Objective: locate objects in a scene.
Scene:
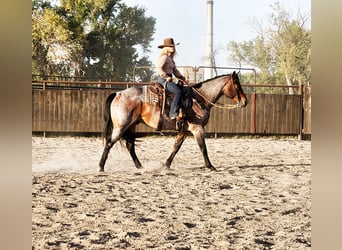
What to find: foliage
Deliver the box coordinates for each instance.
[228,2,311,94]
[32,0,156,81]
[32,2,75,76]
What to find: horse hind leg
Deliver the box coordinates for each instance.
[99,128,121,172]
[124,129,142,169]
[99,141,114,172]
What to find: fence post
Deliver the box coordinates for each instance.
[298,84,304,140]
[250,93,256,134]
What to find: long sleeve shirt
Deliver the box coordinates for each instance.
[156,54,185,80]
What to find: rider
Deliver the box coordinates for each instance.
[156,38,188,120]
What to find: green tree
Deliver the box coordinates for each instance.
[32,0,156,81]
[270,3,311,93]
[229,36,280,85]
[81,2,155,80]
[32,1,77,77]
[228,2,311,94]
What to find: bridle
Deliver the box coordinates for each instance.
[191,75,242,110]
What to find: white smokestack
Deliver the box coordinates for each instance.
[205,0,214,79]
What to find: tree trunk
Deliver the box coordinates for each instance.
[285,68,295,95]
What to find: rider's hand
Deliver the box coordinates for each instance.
[166,76,172,82]
[182,77,189,85]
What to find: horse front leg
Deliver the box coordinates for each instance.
[124,126,143,169]
[192,128,216,171]
[164,132,188,168]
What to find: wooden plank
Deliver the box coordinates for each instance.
[32,90,305,135]
[254,94,302,134]
[303,86,311,134]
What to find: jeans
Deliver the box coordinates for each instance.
[158,76,182,117]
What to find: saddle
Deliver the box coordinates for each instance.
[142,82,193,131]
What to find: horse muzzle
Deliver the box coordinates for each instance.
[238,99,248,108]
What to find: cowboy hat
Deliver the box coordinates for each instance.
[158,38,180,48]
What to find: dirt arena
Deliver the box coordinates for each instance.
[32,136,311,249]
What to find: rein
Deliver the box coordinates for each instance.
[191,86,239,110]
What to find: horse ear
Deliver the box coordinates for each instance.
[232,71,236,76]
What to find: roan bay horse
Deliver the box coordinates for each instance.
[99,71,248,172]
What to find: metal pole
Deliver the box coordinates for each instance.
[205,0,214,79]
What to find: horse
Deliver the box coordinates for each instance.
[99,71,248,172]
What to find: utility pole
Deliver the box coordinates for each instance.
[205,0,214,79]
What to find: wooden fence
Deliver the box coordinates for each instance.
[303,85,311,135]
[32,81,311,137]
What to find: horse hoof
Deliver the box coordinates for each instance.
[208,166,217,171]
[163,162,171,168]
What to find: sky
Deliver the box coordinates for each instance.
[123,0,311,68]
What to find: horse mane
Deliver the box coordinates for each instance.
[192,74,231,89]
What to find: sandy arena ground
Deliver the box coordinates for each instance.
[32,136,311,249]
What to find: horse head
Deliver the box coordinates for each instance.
[223,71,248,107]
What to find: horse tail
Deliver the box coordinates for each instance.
[102,92,116,141]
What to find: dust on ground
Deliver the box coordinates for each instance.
[32,136,311,249]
